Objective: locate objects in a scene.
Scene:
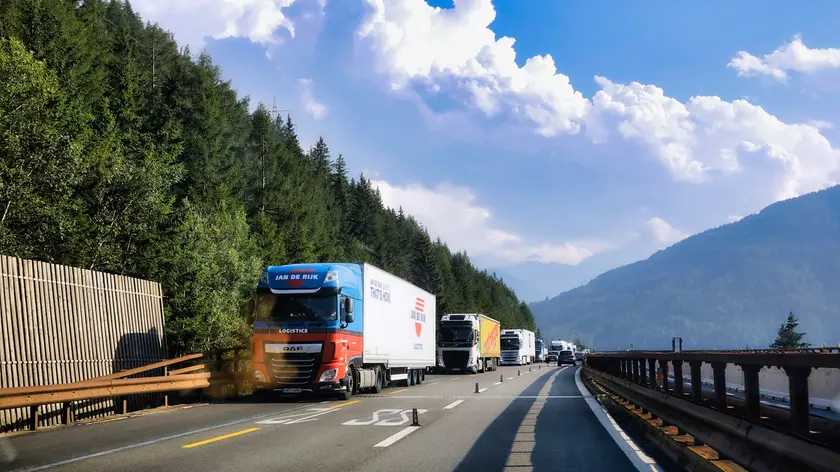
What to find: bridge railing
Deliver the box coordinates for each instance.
[584,349,840,472]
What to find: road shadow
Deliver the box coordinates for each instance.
[453,367,644,472]
[452,368,556,472]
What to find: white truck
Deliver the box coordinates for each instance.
[252,262,436,400]
[437,314,501,374]
[500,329,535,365]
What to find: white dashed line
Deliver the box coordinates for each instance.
[443,400,464,410]
[508,377,514,380]
[374,426,420,447]
[478,388,488,393]
[493,381,503,385]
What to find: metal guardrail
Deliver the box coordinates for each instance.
[584,349,840,472]
[0,347,250,431]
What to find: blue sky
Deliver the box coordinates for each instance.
[134,0,840,301]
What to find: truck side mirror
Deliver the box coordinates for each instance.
[344,297,354,314]
[344,313,355,324]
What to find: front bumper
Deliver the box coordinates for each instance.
[254,377,349,395]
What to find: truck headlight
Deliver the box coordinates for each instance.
[254,369,267,383]
[324,270,339,283]
[319,368,338,382]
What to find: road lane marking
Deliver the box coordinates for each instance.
[181,428,260,449]
[443,400,464,409]
[425,381,439,386]
[508,377,514,380]
[478,388,488,393]
[7,404,318,472]
[574,367,662,472]
[374,426,421,447]
[330,400,361,409]
[493,381,503,385]
[389,388,409,394]
[450,377,460,380]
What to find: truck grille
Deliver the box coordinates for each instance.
[501,352,519,362]
[265,352,321,385]
[442,350,469,368]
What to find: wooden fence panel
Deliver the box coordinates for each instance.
[0,255,166,432]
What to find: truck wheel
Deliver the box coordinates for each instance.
[371,368,383,394]
[416,369,423,384]
[477,359,484,373]
[339,368,355,401]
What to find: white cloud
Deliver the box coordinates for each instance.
[356,0,590,137]
[132,0,318,54]
[371,179,617,265]
[646,217,688,246]
[299,78,329,119]
[355,1,840,203]
[729,35,840,82]
[590,78,840,200]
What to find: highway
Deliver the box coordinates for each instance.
[2,365,666,472]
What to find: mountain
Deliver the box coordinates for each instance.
[530,186,840,350]
[487,258,637,304]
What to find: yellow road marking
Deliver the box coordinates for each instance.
[389,388,409,394]
[330,399,361,409]
[181,428,260,449]
[450,377,460,381]
[425,381,439,386]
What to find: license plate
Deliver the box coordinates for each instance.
[452,368,460,371]
[282,388,302,394]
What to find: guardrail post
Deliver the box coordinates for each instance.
[784,366,812,436]
[633,360,641,383]
[647,359,656,388]
[673,361,684,397]
[689,361,702,402]
[62,402,73,425]
[163,366,169,407]
[741,364,761,421]
[30,406,39,431]
[711,362,727,411]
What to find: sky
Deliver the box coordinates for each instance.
[131,0,840,302]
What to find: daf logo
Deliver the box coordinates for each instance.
[283,346,304,352]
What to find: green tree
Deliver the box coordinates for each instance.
[769,312,810,349]
[573,337,588,350]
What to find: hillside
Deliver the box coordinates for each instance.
[530,186,840,350]
[0,0,534,354]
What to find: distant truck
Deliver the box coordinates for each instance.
[251,263,436,400]
[547,340,563,363]
[535,338,547,362]
[500,329,535,365]
[437,314,501,373]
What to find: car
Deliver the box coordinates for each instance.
[557,350,576,365]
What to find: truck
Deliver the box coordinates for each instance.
[437,314,501,374]
[500,329,535,365]
[251,263,436,400]
[534,338,547,362]
[547,340,564,363]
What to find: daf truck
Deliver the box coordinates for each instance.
[500,329,535,365]
[437,314,500,373]
[251,263,436,400]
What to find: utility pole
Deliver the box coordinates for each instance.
[104,17,158,90]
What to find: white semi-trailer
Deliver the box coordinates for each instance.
[499,329,535,365]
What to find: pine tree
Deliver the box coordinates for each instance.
[769,312,810,349]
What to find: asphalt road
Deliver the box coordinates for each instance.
[1,365,666,472]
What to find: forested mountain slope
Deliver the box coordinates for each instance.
[531,186,840,350]
[0,0,535,354]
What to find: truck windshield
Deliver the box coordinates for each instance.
[440,327,474,342]
[254,290,337,323]
[501,337,520,349]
